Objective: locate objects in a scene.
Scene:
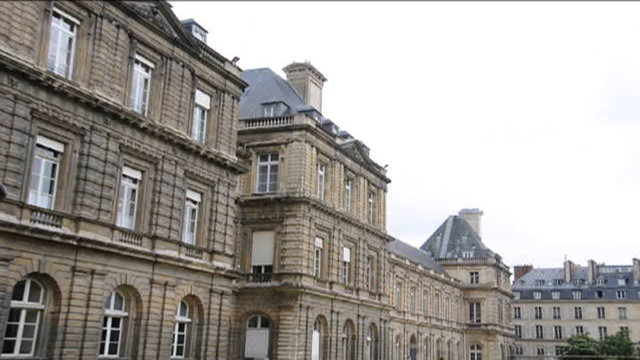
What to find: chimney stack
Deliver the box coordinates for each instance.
[283,62,327,112]
[564,259,575,283]
[459,208,483,236]
[587,259,597,283]
[513,265,533,281]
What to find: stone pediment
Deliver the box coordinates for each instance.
[123,1,196,47]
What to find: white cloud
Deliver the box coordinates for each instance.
[171,1,640,268]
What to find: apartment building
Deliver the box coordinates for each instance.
[511,259,640,357]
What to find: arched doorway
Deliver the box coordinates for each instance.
[311,317,327,360]
[409,335,417,360]
[244,314,270,360]
[342,320,355,360]
[366,323,379,360]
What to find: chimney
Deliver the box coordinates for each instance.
[283,62,327,112]
[513,265,533,281]
[633,258,640,285]
[459,208,483,236]
[587,259,597,283]
[564,259,575,283]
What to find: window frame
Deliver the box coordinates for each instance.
[27,136,65,210]
[130,54,154,116]
[100,291,128,358]
[47,7,79,79]
[171,300,192,358]
[2,279,45,357]
[116,166,142,230]
[191,89,211,143]
[317,162,326,201]
[255,153,279,194]
[182,190,201,245]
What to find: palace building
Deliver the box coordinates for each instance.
[0,1,514,359]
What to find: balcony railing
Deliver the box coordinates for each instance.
[30,209,63,228]
[247,272,273,283]
[241,116,294,129]
[181,243,204,260]
[117,228,143,246]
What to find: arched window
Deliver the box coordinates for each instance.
[423,337,430,360]
[436,339,443,360]
[2,279,44,356]
[394,335,402,360]
[244,315,270,360]
[311,317,326,360]
[447,340,452,360]
[470,344,482,360]
[409,335,417,360]
[100,291,128,357]
[342,321,355,360]
[367,324,379,360]
[171,300,191,358]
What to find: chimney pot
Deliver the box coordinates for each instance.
[513,265,533,281]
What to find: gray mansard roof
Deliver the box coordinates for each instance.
[239,68,318,119]
[513,265,640,301]
[420,215,497,260]
[386,240,444,273]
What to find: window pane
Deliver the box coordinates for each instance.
[248,316,258,328]
[21,324,36,339]
[18,339,33,354]
[2,339,16,354]
[27,281,42,303]
[113,293,124,311]
[8,308,21,322]
[108,342,119,355]
[11,281,26,301]
[24,310,38,324]
[4,324,19,338]
[111,317,121,329]
[109,329,120,342]
[260,316,270,328]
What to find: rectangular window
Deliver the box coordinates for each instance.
[513,292,520,300]
[47,8,78,79]
[533,291,542,299]
[535,279,545,286]
[250,231,274,281]
[536,347,545,356]
[598,326,607,340]
[513,307,521,319]
[409,287,416,313]
[469,272,479,284]
[367,190,375,224]
[515,325,522,338]
[317,163,326,200]
[423,290,429,315]
[575,326,584,336]
[365,255,374,290]
[469,302,481,323]
[617,278,626,286]
[256,153,279,193]
[343,178,352,211]
[596,290,604,298]
[554,326,563,339]
[617,290,626,299]
[130,55,153,115]
[394,282,402,309]
[182,190,200,245]
[534,307,542,320]
[618,307,627,320]
[313,237,323,278]
[572,291,582,299]
[340,247,351,284]
[535,325,544,339]
[116,167,141,230]
[574,306,583,319]
[553,306,561,320]
[597,307,605,319]
[28,136,64,209]
[191,90,210,143]
[551,291,560,299]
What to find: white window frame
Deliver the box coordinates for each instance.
[597,306,605,319]
[575,326,584,335]
[100,291,127,357]
[2,279,45,357]
[365,255,374,291]
[182,190,201,245]
[171,301,191,358]
[313,237,323,278]
[469,344,482,360]
[551,291,560,299]
[469,302,481,323]
[618,307,627,320]
[344,178,352,211]
[340,247,351,284]
[513,306,521,319]
[367,190,375,224]
[534,306,542,319]
[130,55,153,115]
[535,325,544,339]
[28,136,64,209]
[469,272,479,284]
[514,325,522,338]
[191,90,210,143]
[572,291,581,299]
[116,167,141,230]
[554,326,563,339]
[574,306,583,319]
[317,163,326,200]
[617,290,626,299]
[598,326,607,340]
[533,291,542,300]
[47,8,78,79]
[256,153,279,193]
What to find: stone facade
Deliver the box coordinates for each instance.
[0,1,245,359]
[512,259,640,357]
[0,1,514,359]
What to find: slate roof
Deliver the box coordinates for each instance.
[512,265,640,300]
[386,240,444,273]
[420,215,497,260]
[239,68,318,119]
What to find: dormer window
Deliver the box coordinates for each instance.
[261,102,289,117]
[182,19,208,43]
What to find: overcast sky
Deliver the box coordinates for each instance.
[171,1,640,269]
